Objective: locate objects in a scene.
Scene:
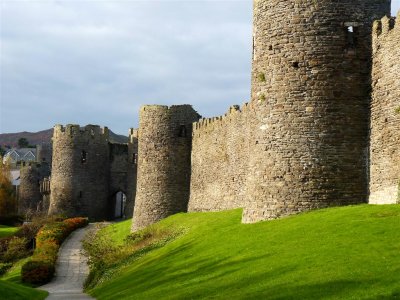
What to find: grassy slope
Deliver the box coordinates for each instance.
[0,225,18,238]
[0,257,48,299]
[89,205,400,300]
[0,281,48,300]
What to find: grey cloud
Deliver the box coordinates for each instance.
[1,1,399,134]
[1,0,252,134]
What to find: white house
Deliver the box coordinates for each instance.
[3,148,37,165]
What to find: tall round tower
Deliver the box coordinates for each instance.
[48,124,110,220]
[242,0,391,223]
[132,105,200,231]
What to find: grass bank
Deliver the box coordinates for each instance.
[0,258,48,300]
[0,225,47,300]
[0,280,47,300]
[88,205,400,300]
[0,225,18,238]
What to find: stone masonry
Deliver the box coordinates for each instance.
[189,105,251,212]
[17,1,398,229]
[243,0,391,223]
[369,14,400,204]
[18,163,50,215]
[132,0,397,230]
[132,105,200,231]
[189,0,391,222]
[48,125,137,221]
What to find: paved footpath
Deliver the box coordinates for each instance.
[40,224,96,300]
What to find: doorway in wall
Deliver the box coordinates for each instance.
[112,191,126,219]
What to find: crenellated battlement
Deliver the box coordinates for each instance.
[141,104,195,114]
[369,10,400,205]
[128,128,138,144]
[193,102,251,133]
[53,124,109,140]
[373,14,398,48]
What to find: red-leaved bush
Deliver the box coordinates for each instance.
[22,217,88,285]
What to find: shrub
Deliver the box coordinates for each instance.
[2,237,29,262]
[0,237,12,258]
[0,158,17,217]
[21,260,55,285]
[83,224,181,289]
[63,217,89,232]
[0,262,12,276]
[32,240,59,264]
[21,217,88,285]
[15,222,43,250]
[36,222,69,248]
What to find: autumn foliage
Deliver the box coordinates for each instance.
[22,217,88,285]
[0,157,16,217]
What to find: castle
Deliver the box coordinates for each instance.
[17,0,399,231]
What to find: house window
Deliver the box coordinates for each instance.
[81,150,87,164]
[79,191,83,198]
[133,153,138,165]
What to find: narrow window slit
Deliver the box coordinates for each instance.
[179,125,187,137]
[81,150,87,164]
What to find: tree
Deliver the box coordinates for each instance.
[18,138,29,148]
[0,157,17,217]
[0,146,5,157]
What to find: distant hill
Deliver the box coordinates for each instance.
[0,128,128,148]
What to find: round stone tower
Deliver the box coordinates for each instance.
[19,163,50,214]
[132,105,201,231]
[48,124,110,220]
[242,0,391,223]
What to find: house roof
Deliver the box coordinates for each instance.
[3,148,37,163]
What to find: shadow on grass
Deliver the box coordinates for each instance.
[91,238,384,300]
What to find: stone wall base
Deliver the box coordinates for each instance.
[369,185,399,204]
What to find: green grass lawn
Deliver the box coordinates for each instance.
[0,280,48,300]
[0,257,48,299]
[88,205,400,300]
[0,225,18,238]
[1,257,29,283]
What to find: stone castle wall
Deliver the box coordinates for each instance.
[132,105,200,231]
[188,104,251,212]
[39,177,51,212]
[369,14,400,204]
[21,1,397,229]
[18,163,50,214]
[36,143,52,165]
[242,0,390,223]
[125,128,138,218]
[48,125,110,220]
[48,124,138,220]
[188,0,391,223]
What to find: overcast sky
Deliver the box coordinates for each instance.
[1,1,399,135]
